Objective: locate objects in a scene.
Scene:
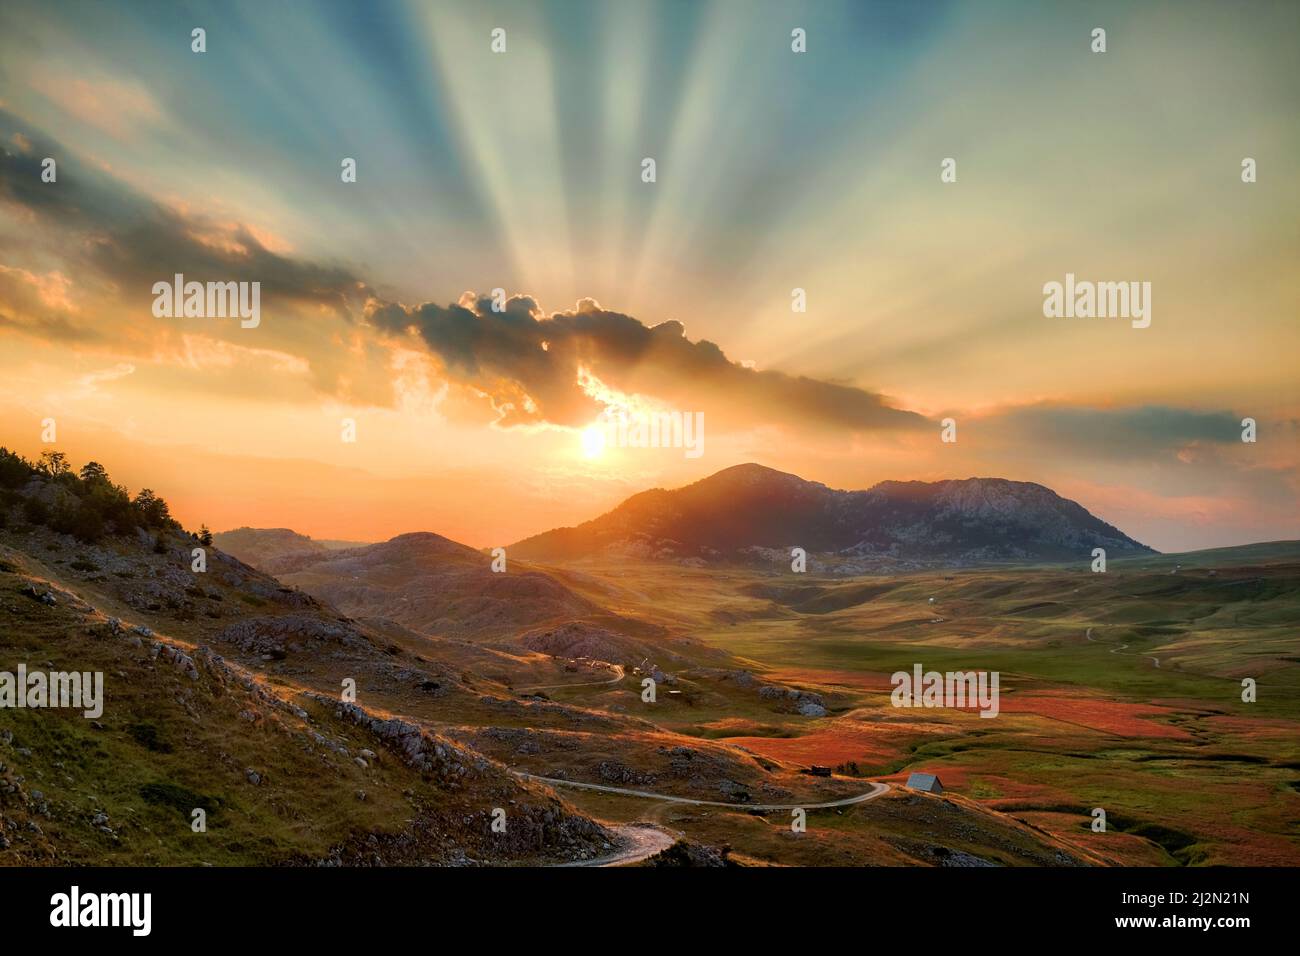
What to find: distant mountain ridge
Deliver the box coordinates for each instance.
[262,532,608,639]
[213,527,369,570]
[509,463,1155,567]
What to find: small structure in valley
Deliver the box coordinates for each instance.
[905,772,943,794]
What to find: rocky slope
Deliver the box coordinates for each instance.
[0,465,616,865]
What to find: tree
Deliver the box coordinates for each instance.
[198,525,213,547]
[82,478,136,535]
[133,488,173,528]
[0,447,35,488]
[79,461,109,485]
[38,450,70,479]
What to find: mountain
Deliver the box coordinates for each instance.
[266,532,610,639]
[213,527,368,571]
[509,463,1155,567]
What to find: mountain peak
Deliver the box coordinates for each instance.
[511,465,1153,567]
[700,462,802,481]
[688,461,826,492]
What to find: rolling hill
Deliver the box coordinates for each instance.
[261,532,615,640]
[213,527,369,570]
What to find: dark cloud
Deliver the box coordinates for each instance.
[963,403,1298,518]
[0,109,926,434]
[997,404,1248,457]
[0,109,366,322]
[367,293,930,432]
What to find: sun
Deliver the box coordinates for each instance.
[580,425,607,459]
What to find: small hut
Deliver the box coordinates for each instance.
[905,772,944,794]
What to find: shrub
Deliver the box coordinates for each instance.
[127,723,173,753]
[1,451,177,539]
[84,480,137,535]
[0,447,35,489]
[138,782,219,821]
[22,497,49,526]
[52,502,106,543]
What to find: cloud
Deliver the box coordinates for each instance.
[26,65,163,140]
[0,109,407,404]
[5,109,1277,467]
[70,362,135,399]
[0,109,366,324]
[957,403,1299,535]
[0,263,99,342]
[995,404,1248,458]
[366,291,930,433]
[1,113,926,432]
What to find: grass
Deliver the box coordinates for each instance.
[0,548,607,866]
[6,517,1297,866]
[547,552,1300,864]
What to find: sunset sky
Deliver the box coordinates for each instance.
[0,0,1296,552]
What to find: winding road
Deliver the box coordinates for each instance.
[511,657,890,864]
[559,824,678,867]
[518,772,891,811]
[1085,626,1160,668]
[515,663,626,693]
[522,774,891,866]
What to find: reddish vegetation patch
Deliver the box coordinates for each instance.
[1211,828,1300,866]
[997,691,1191,739]
[723,720,915,766]
[1017,813,1168,866]
[883,764,1058,802]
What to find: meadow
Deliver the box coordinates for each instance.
[535,544,1300,864]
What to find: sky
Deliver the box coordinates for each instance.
[0,0,1296,552]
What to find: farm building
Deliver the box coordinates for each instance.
[905,772,944,793]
